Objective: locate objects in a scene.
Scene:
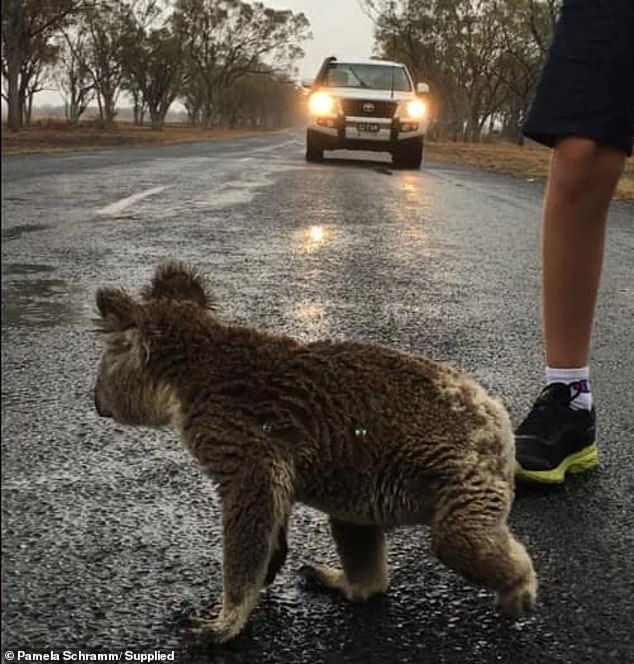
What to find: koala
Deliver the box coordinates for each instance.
[94,262,537,643]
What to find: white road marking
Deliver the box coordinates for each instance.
[193,162,300,210]
[90,138,301,217]
[96,185,167,215]
[247,138,302,154]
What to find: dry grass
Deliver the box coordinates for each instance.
[426,139,634,200]
[2,121,632,200]
[1,120,288,156]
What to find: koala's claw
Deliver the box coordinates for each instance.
[298,563,320,580]
[495,576,537,615]
[298,563,338,588]
[189,615,236,644]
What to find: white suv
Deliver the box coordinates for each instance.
[305,56,430,169]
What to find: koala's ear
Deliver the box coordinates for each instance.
[95,287,138,333]
[140,261,215,310]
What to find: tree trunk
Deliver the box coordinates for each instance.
[96,91,104,123]
[201,105,213,129]
[103,95,117,128]
[465,114,481,142]
[24,92,34,125]
[149,109,163,130]
[68,96,82,125]
[133,101,141,126]
[185,103,198,126]
[7,50,23,131]
[132,93,144,126]
[68,101,78,125]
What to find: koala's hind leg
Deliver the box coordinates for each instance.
[431,482,537,614]
[192,467,291,643]
[264,517,288,586]
[300,518,389,601]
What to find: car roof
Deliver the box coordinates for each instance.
[328,57,407,68]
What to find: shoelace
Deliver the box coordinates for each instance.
[568,382,584,402]
[516,385,579,437]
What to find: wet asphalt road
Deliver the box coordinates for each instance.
[2,131,633,664]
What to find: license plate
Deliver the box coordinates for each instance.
[357,123,380,134]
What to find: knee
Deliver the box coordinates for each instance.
[551,137,625,201]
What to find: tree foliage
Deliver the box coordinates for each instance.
[120,25,184,129]
[2,0,82,130]
[55,30,95,125]
[173,0,310,127]
[363,0,559,141]
[216,70,304,129]
[2,0,310,131]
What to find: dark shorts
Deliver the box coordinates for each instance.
[523,0,634,156]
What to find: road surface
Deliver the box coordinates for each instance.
[2,132,633,663]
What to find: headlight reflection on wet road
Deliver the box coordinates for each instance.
[309,225,325,243]
[297,224,330,254]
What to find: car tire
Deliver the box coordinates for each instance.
[393,137,424,169]
[306,129,324,162]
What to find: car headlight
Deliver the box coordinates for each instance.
[405,100,426,119]
[309,92,336,116]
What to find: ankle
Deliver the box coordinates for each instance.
[545,366,593,411]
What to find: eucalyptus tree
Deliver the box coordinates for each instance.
[2,0,81,130]
[363,0,560,141]
[55,30,95,125]
[21,40,59,125]
[120,24,184,129]
[215,69,303,128]
[173,0,310,127]
[492,0,560,140]
[119,0,168,124]
[76,0,133,127]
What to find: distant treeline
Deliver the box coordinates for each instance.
[4,0,561,141]
[2,0,311,131]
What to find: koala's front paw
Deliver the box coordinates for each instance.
[299,563,386,601]
[495,572,538,615]
[189,612,242,644]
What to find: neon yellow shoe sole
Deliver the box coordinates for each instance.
[515,442,599,484]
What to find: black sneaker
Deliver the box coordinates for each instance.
[515,383,598,484]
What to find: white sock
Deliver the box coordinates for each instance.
[545,366,593,411]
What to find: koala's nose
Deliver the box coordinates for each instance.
[94,391,113,418]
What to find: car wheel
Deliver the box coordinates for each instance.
[393,137,423,169]
[306,129,324,162]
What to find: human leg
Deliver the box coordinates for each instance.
[516,0,633,483]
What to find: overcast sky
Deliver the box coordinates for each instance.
[30,1,377,107]
[266,0,377,78]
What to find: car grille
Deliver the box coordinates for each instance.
[340,99,397,118]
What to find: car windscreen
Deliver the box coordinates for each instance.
[323,64,412,92]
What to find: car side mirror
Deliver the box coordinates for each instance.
[301,78,314,89]
[416,82,430,95]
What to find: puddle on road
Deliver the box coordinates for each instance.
[2,263,57,275]
[291,301,331,340]
[1,263,86,329]
[2,224,53,241]
[293,224,338,255]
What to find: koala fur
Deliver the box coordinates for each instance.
[93,262,537,643]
